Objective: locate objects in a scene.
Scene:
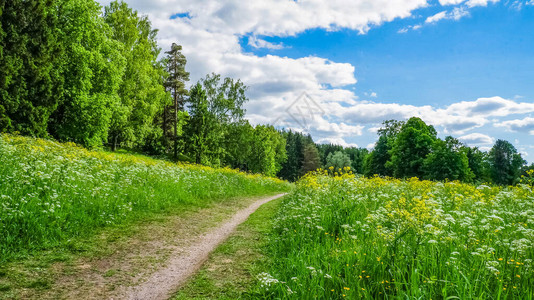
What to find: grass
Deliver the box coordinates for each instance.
[173,195,284,300]
[0,133,290,262]
[250,171,534,299]
[0,195,280,299]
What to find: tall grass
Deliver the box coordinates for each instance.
[0,134,290,262]
[253,171,534,299]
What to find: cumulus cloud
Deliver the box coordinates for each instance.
[495,117,534,135]
[95,0,528,149]
[458,133,495,145]
[445,97,534,117]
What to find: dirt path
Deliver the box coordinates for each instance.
[118,193,286,300]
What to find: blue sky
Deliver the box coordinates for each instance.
[98,0,534,162]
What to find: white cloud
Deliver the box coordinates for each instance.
[465,0,500,7]
[425,11,448,23]
[458,133,495,145]
[398,24,422,33]
[495,117,534,135]
[248,36,285,50]
[95,0,530,151]
[425,7,469,24]
[439,0,466,5]
[445,96,534,117]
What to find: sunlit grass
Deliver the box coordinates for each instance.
[253,170,534,299]
[0,134,290,262]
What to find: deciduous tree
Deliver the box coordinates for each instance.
[488,139,526,185]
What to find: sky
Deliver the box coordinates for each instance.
[99,0,534,162]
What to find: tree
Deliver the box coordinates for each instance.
[222,121,254,170]
[301,143,321,175]
[423,136,473,182]
[0,0,63,137]
[465,146,491,183]
[164,43,189,160]
[278,131,311,181]
[316,143,343,167]
[363,120,405,177]
[48,0,125,148]
[326,151,352,173]
[184,83,218,165]
[344,147,369,175]
[388,117,437,178]
[104,0,168,150]
[488,140,526,185]
[248,125,287,176]
[200,73,248,123]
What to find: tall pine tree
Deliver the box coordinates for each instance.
[164,43,189,159]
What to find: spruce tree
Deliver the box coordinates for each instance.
[0,0,63,136]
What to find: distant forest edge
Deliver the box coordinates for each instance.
[1,0,533,184]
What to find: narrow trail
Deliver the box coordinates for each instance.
[120,193,286,300]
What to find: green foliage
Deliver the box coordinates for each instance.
[316,143,343,167]
[325,151,352,173]
[300,143,322,175]
[389,117,437,178]
[248,125,287,177]
[223,121,254,170]
[163,42,190,158]
[48,0,125,148]
[0,0,63,136]
[465,146,491,183]
[278,131,311,181]
[364,135,391,177]
[364,120,404,177]
[343,147,368,174]
[104,0,168,149]
[200,73,248,123]
[423,136,473,181]
[488,139,526,185]
[184,83,220,165]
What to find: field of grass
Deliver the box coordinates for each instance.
[252,171,534,299]
[0,134,290,262]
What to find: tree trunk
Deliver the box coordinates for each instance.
[163,105,167,147]
[112,134,118,152]
[174,91,178,161]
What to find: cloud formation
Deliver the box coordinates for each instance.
[496,117,534,135]
[96,0,531,156]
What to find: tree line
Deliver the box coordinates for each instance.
[279,117,532,185]
[1,1,532,184]
[0,0,288,176]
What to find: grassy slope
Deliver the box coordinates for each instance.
[173,196,284,300]
[0,134,290,262]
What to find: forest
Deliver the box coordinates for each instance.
[1,0,532,184]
